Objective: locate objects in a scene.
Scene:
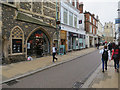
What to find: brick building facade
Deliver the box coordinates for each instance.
[84,11,98,47]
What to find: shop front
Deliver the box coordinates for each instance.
[60,30,67,52]
[68,32,79,50]
[72,33,79,50]
[78,34,86,49]
[27,29,50,58]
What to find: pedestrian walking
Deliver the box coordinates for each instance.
[111,44,120,73]
[108,42,112,53]
[99,45,111,72]
[52,43,58,62]
[97,43,100,49]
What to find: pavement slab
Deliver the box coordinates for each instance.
[88,60,119,88]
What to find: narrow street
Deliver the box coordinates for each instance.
[2,50,101,88]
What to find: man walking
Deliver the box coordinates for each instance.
[52,43,58,62]
[99,45,111,72]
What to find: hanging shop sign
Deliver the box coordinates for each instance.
[35,33,43,38]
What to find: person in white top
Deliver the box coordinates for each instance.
[99,45,111,72]
[52,44,58,62]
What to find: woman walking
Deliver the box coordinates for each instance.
[111,45,120,73]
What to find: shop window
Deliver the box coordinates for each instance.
[11,27,23,53]
[12,39,22,53]
[76,40,78,46]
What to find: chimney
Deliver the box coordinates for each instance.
[79,2,83,13]
[92,14,95,17]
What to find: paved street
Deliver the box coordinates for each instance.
[2,50,101,88]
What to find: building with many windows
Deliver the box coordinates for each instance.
[60,0,86,52]
[104,22,115,42]
[1,1,60,64]
[84,11,98,48]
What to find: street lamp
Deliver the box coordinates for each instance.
[56,0,60,53]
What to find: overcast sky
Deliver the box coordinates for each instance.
[80,0,119,25]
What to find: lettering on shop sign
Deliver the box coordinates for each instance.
[16,41,21,43]
[73,34,77,37]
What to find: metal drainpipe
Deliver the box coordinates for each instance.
[56,0,59,53]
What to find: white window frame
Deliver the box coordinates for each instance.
[69,11,73,26]
[74,15,77,28]
[89,25,92,33]
[74,0,77,8]
[63,8,68,24]
[89,16,91,22]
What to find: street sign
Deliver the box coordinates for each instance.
[115,18,120,24]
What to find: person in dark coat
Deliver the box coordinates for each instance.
[99,45,111,72]
[97,43,100,49]
[108,42,112,53]
[111,45,120,73]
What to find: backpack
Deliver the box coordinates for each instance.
[102,50,108,60]
[55,47,57,51]
[113,49,119,59]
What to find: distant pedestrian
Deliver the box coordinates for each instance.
[99,45,111,72]
[108,42,112,53]
[97,43,100,49]
[111,44,120,73]
[52,43,58,62]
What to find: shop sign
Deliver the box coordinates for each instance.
[73,34,77,37]
[35,33,43,38]
[115,18,120,24]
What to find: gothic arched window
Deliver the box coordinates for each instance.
[11,26,24,53]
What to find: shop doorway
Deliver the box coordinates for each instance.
[27,30,50,58]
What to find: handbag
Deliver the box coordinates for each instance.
[113,54,118,59]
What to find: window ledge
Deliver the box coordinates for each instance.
[9,53,25,56]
